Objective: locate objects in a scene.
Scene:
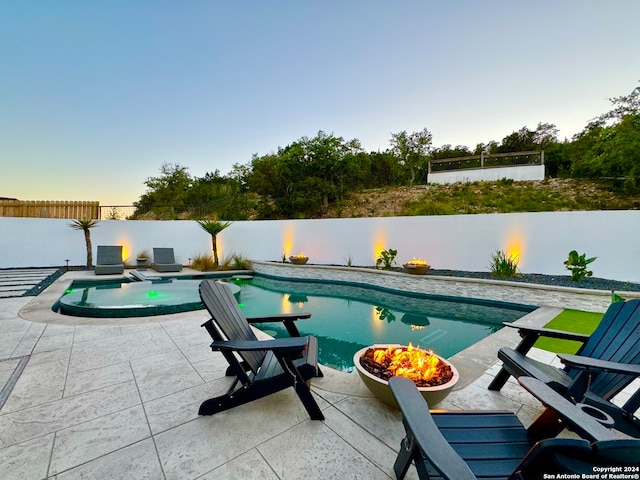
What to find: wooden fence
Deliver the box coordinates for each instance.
[0,200,99,219]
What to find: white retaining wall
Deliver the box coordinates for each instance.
[428,165,545,184]
[0,217,211,269]
[1,210,639,282]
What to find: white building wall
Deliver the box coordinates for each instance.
[428,165,545,184]
[1,210,639,282]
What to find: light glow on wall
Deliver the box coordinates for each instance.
[505,230,525,266]
[117,237,131,264]
[372,230,387,264]
[283,225,294,258]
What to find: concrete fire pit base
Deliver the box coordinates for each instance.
[353,345,459,408]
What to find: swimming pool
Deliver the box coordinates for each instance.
[55,274,535,371]
[235,276,534,371]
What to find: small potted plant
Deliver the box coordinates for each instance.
[289,253,309,265]
[136,250,151,269]
[403,258,430,275]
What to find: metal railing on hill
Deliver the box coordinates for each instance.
[429,151,544,173]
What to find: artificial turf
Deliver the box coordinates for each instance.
[535,308,605,354]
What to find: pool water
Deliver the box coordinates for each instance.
[56,275,534,372]
[237,276,534,372]
[57,279,208,317]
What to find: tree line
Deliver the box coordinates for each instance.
[131,82,640,220]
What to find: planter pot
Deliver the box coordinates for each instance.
[289,256,309,265]
[403,263,430,275]
[353,344,459,408]
[136,258,149,270]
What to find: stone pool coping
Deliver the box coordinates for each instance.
[18,269,217,326]
[252,260,639,313]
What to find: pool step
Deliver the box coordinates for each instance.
[129,270,161,282]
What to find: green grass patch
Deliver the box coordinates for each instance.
[534,308,604,354]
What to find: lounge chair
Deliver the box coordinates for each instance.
[151,247,183,272]
[488,299,640,435]
[94,245,124,275]
[389,375,640,480]
[197,279,324,420]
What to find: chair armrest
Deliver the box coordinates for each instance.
[210,336,309,355]
[246,313,312,337]
[518,377,617,441]
[246,313,312,323]
[558,354,640,376]
[389,376,477,480]
[503,323,592,342]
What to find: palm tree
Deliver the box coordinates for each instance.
[70,218,98,268]
[197,220,232,266]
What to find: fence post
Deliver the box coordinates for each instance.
[540,151,544,165]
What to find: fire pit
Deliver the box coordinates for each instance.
[353,344,459,408]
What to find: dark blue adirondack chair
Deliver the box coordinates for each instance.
[198,280,324,420]
[390,376,640,480]
[488,299,640,436]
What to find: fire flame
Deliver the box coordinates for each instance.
[406,258,427,266]
[372,343,440,382]
[291,252,307,258]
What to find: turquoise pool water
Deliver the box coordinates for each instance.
[56,274,534,372]
[238,276,534,372]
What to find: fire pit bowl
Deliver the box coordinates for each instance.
[353,344,459,408]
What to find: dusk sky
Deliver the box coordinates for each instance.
[2,1,639,206]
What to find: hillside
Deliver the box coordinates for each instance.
[320,178,640,218]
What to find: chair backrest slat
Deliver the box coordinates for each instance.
[199,280,266,373]
[572,299,640,399]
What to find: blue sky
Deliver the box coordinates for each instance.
[1,1,639,205]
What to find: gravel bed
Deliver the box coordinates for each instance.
[422,269,640,292]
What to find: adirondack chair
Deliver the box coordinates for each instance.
[488,299,640,435]
[390,376,640,480]
[198,279,324,420]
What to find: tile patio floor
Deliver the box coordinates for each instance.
[0,269,635,480]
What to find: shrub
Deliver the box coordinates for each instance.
[489,250,519,278]
[564,250,597,282]
[497,177,514,186]
[376,248,398,270]
[215,253,253,271]
[190,253,216,271]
